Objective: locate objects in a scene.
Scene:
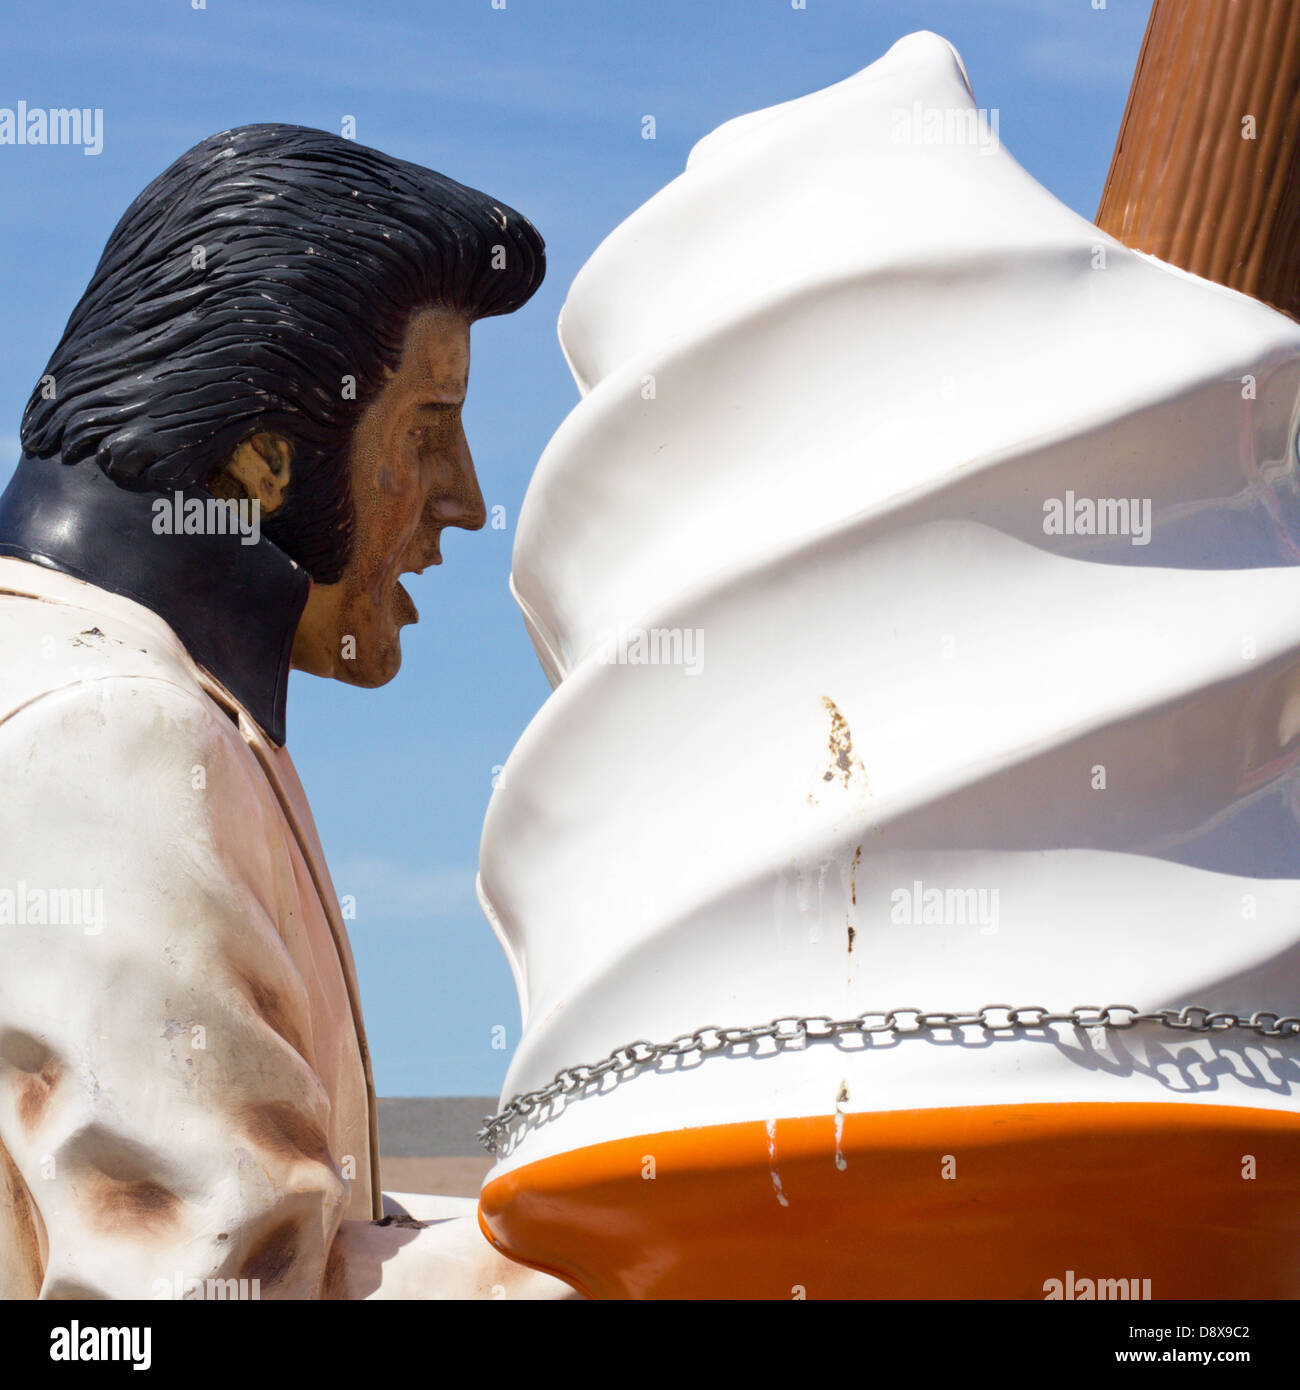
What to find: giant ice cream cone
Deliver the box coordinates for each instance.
[477,32,1300,1298]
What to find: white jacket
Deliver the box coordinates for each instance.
[0,556,569,1299]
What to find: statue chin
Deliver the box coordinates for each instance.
[346,657,402,690]
[291,593,407,687]
[318,645,403,689]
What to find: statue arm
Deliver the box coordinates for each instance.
[0,675,349,1299]
[0,671,578,1299]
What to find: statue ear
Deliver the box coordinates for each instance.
[212,432,293,515]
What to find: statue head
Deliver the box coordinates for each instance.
[20,123,544,687]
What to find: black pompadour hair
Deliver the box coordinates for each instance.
[20,123,545,582]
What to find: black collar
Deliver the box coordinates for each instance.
[0,455,309,746]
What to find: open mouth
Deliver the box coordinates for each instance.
[400,544,443,579]
[393,579,419,625]
[394,540,443,624]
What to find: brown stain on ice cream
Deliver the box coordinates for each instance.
[820,697,866,790]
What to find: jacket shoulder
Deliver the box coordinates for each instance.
[0,581,222,729]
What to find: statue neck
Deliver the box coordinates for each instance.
[0,454,309,746]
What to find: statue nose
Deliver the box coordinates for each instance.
[431,431,487,532]
[436,491,486,532]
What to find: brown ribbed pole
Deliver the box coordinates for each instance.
[1097,0,1300,321]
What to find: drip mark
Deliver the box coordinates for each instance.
[834,1080,850,1172]
[765,1118,790,1207]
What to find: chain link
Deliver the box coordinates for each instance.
[476,1003,1300,1154]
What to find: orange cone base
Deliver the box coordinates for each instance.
[479,1102,1300,1299]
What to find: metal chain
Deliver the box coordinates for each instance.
[476,1003,1300,1154]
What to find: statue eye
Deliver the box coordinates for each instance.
[407,423,442,449]
[408,406,457,442]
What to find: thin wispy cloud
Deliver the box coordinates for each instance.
[0,14,690,125]
[1019,32,1146,86]
[331,858,480,923]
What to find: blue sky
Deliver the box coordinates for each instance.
[0,0,1151,1095]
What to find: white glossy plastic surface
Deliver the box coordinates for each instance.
[480,32,1300,1177]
